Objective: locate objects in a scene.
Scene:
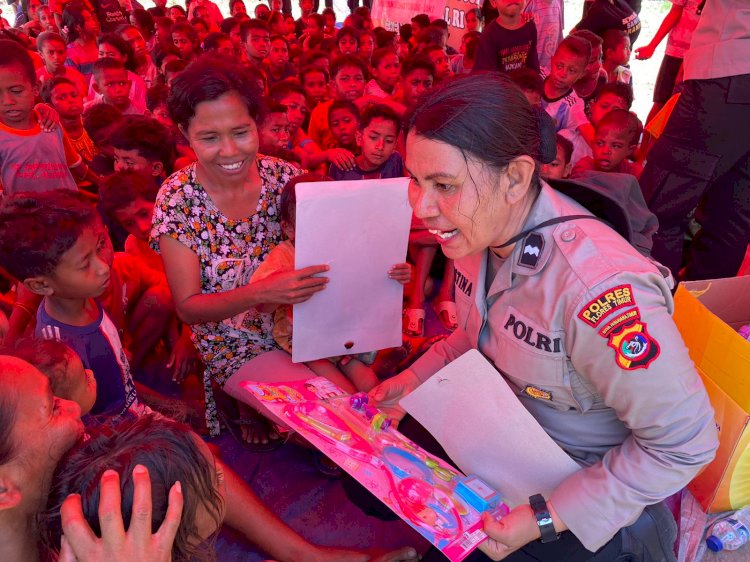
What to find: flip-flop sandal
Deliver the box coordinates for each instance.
[218,410,285,453]
[433,300,459,331]
[403,308,425,337]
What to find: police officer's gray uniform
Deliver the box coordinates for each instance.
[408,179,719,552]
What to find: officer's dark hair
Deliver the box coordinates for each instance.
[168,56,262,130]
[406,73,555,191]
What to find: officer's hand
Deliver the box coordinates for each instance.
[369,370,420,420]
[479,506,541,561]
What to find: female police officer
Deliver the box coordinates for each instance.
[371,73,718,561]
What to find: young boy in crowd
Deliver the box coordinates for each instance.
[396,56,435,112]
[474,0,539,73]
[300,65,329,109]
[571,108,643,179]
[40,76,99,167]
[171,21,200,62]
[109,115,174,184]
[308,54,368,151]
[36,31,88,98]
[541,35,590,134]
[329,104,403,181]
[336,26,359,55]
[422,44,453,85]
[0,40,91,196]
[602,29,632,85]
[257,100,300,165]
[82,103,124,177]
[327,100,360,155]
[265,35,295,87]
[85,58,145,115]
[541,133,573,180]
[364,47,401,98]
[241,18,271,69]
[250,173,411,393]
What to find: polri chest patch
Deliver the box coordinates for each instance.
[501,308,564,355]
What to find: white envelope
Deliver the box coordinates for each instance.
[292,178,412,363]
[400,350,581,508]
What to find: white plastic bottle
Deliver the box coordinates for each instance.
[706,506,750,552]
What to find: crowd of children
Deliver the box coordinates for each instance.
[0,0,745,557]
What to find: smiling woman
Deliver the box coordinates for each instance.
[150,56,330,441]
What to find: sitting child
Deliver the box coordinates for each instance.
[571,108,643,179]
[85,58,145,115]
[541,133,574,180]
[0,39,91,196]
[109,114,175,184]
[250,173,411,394]
[540,35,589,135]
[329,104,404,181]
[257,99,299,165]
[364,47,402,98]
[300,65,329,109]
[602,29,632,85]
[327,99,360,154]
[36,31,88,99]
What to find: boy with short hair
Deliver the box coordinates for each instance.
[308,54,368,151]
[0,40,90,196]
[36,31,88,99]
[329,103,403,181]
[397,56,435,110]
[85,58,145,115]
[300,65,330,109]
[422,44,452,84]
[541,35,590,134]
[265,35,296,87]
[572,108,643,179]
[241,18,271,68]
[257,100,300,165]
[541,133,573,180]
[602,29,633,85]
[364,47,401,98]
[327,100,359,154]
[474,0,539,73]
[109,115,175,182]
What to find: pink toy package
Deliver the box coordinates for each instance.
[242,377,509,561]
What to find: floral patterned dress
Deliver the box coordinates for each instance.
[151,156,303,435]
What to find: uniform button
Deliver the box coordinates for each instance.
[561,229,576,242]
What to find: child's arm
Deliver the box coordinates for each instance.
[634,4,684,61]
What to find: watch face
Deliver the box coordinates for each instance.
[538,517,553,526]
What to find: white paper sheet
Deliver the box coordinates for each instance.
[292,178,412,363]
[400,350,581,508]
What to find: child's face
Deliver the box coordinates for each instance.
[98,42,126,64]
[402,68,433,107]
[589,92,627,127]
[324,12,335,29]
[427,50,451,80]
[150,103,177,134]
[299,0,313,16]
[284,16,296,35]
[522,88,541,107]
[259,112,291,151]
[585,44,603,79]
[279,92,307,132]
[114,147,161,177]
[40,40,67,73]
[227,24,241,47]
[212,38,235,57]
[549,47,586,92]
[62,350,97,416]
[81,9,99,37]
[356,117,397,169]
[332,64,365,101]
[269,38,289,67]
[271,0,283,11]
[302,71,328,104]
[338,35,358,55]
[95,69,131,110]
[231,0,246,16]
[493,0,522,17]
[170,6,186,21]
[120,27,148,61]
[35,226,111,300]
[359,34,375,60]
[182,91,260,181]
[607,37,631,66]
[39,7,54,30]
[329,107,357,147]
[113,197,155,242]
[540,143,570,180]
[373,52,401,89]
[244,28,271,61]
[465,10,478,32]
[306,18,322,35]
[193,22,209,43]
[0,63,37,128]
[172,32,194,59]
[50,82,83,120]
[593,126,632,172]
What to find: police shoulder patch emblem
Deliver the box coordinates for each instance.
[606,318,660,370]
[578,284,636,327]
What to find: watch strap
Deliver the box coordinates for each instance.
[529,493,559,543]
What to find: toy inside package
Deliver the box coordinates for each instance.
[242,377,509,561]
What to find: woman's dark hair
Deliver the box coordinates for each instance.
[42,414,224,562]
[129,8,155,38]
[168,56,263,129]
[406,73,554,184]
[97,32,137,71]
[61,3,90,44]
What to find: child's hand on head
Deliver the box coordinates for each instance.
[34,103,60,132]
[388,263,411,285]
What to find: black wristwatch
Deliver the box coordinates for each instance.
[529,494,560,543]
